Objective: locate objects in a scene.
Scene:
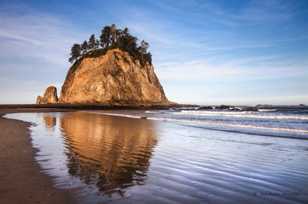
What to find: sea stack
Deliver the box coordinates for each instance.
[36,24,170,106]
[36,86,59,104]
[58,48,168,105]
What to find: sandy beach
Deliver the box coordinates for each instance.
[1,108,308,204]
[0,109,75,204]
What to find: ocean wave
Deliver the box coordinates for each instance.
[81,111,142,119]
[148,117,308,135]
[174,110,308,121]
[257,109,277,112]
[86,111,308,138]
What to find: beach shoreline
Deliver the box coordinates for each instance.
[1,108,308,204]
[0,109,76,204]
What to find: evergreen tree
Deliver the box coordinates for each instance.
[145,52,152,64]
[69,44,81,63]
[100,26,111,49]
[81,41,88,54]
[69,24,153,64]
[88,34,96,50]
[139,40,149,54]
[123,27,129,36]
[95,39,99,49]
[119,32,137,53]
[110,24,117,45]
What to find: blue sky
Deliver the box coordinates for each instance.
[0,0,308,105]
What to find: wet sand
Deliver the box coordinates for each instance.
[2,109,308,204]
[5,111,308,204]
[0,109,75,204]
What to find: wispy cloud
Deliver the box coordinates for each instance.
[157,56,308,82]
[0,4,86,102]
[0,10,84,66]
[118,0,307,60]
[148,0,301,27]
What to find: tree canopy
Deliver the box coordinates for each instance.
[69,24,152,65]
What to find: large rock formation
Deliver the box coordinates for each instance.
[59,48,168,105]
[36,86,58,104]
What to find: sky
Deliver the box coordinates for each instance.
[0,0,308,105]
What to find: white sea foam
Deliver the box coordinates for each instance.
[258,109,277,112]
[85,111,308,138]
[174,110,308,120]
[147,117,308,135]
[81,111,142,119]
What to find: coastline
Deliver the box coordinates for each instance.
[1,108,308,203]
[2,107,308,204]
[0,103,184,112]
[0,109,75,204]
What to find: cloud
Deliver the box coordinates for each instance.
[0,5,86,67]
[214,0,299,25]
[0,4,86,103]
[148,0,300,27]
[119,8,200,50]
[118,1,307,62]
[156,56,308,82]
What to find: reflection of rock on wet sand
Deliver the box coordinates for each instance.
[43,114,56,130]
[60,112,157,195]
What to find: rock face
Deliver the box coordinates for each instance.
[36,86,58,104]
[59,48,168,105]
[36,96,43,104]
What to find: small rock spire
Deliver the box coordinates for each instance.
[36,86,58,104]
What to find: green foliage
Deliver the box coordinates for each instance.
[88,34,97,50]
[69,24,152,65]
[81,41,88,54]
[100,26,111,49]
[69,44,81,63]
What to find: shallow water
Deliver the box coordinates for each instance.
[94,108,308,139]
[5,111,308,204]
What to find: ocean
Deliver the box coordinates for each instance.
[97,106,308,139]
[5,106,308,203]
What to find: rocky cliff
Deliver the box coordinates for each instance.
[36,86,58,104]
[58,48,168,105]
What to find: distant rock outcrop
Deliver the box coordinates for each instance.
[58,48,169,105]
[36,96,43,104]
[36,86,58,104]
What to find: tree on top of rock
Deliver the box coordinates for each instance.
[69,44,81,63]
[110,24,117,44]
[88,34,98,50]
[100,26,111,49]
[81,41,88,54]
[69,24,152,65]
